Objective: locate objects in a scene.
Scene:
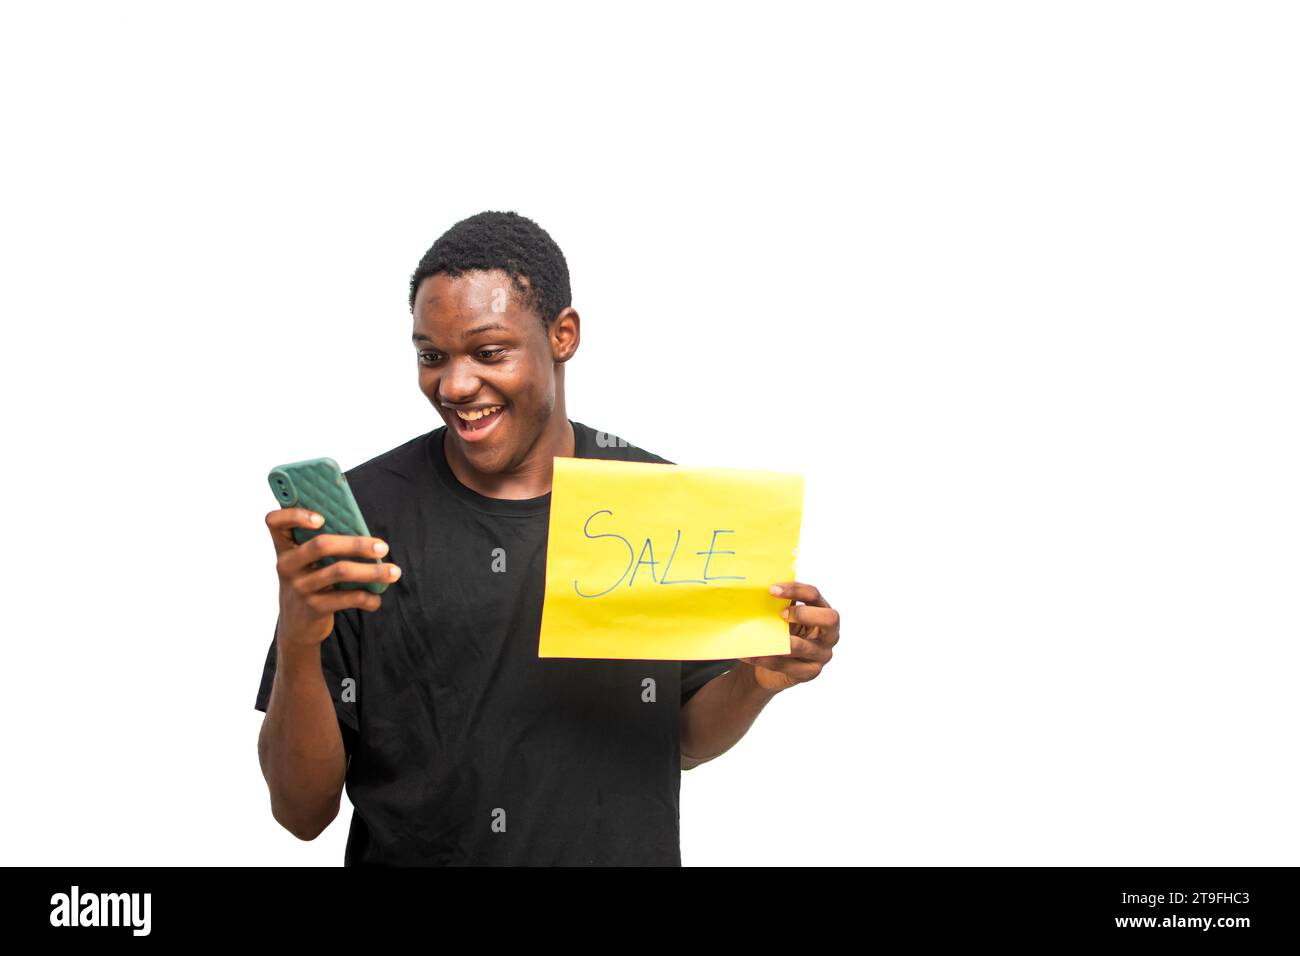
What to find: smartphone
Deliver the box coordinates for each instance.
[267,457,389,594]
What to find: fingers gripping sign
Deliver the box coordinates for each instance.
[737,582,840,693]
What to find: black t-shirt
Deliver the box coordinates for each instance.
[254,420,735,865]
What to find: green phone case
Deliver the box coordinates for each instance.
[267,457,389,594]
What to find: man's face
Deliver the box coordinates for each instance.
[412,269,567,473]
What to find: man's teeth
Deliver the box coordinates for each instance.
[456,405,503,422]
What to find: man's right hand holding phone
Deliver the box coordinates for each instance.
[266,507,402,646]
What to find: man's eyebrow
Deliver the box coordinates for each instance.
[462,321,507,337]
[412,322,508,345]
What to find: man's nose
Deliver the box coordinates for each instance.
[437,356,482,401]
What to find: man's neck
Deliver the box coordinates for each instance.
[443,415,575,500]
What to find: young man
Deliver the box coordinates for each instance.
[254,211,840,865]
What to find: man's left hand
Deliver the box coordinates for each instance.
[738,582,840,693]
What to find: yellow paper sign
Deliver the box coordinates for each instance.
[537,457,804,660]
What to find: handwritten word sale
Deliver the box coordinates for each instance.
[572,509,747,597]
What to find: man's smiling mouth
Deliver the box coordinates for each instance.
[448,404,506,436]
[455,405,503,423]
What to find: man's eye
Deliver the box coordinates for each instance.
[418,350,503,365]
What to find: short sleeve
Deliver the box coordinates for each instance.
[681,659,735,705]
[254,610,362,746]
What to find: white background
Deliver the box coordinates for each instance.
[2,1,1296,866]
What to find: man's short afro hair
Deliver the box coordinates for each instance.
[408,210,572,328]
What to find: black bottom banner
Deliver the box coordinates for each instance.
[8,866,1294,943]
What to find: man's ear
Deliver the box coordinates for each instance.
[550,307,581,363]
